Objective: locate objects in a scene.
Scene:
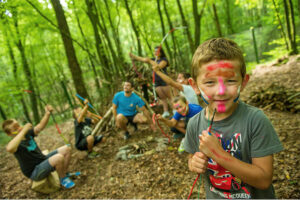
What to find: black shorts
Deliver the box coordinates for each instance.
[76,137,89,151]
[125,114,137,126]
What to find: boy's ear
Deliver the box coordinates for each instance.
[241,74,250,92]
[188,78,200,95]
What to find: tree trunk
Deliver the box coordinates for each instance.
[50,0,90,99]
[124,0,143,56]
[272,0,289,51]
[3,21,32,123]
[157,0,173,64]
[85,0,111,81]
[72,0,102,96]
[0,105,7,120]
[163,0,181,70]
[224,0,234,34]
[288,0,298,54]
[12,11,40,123]
[212,3,222,37]
[103,0,125,78]
[176,0,194,54]
[192,0,207,48]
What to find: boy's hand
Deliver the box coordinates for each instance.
[189,152,208,174]
[199,130,223,158]
[84,99,89,105]
[155,114,163,120]
[45,105,53,113]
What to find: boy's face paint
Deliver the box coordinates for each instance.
[196,60,244,116]
[173,101,188,116]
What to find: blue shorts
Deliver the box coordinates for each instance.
[29,150,58,181]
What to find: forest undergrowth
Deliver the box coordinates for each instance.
[0,55,299,198]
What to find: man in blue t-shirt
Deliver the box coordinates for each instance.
[112,81,155,140]
[155,95,202,152]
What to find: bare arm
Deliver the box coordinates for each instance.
[34,105,53,135]
[156,114,178,127]
[200,131,274,189]
[112,103,117,120]
[129,53,151,63]
[153,65,183,91]
[6,123,32,153]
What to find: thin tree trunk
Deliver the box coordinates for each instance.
[272,0,289,50]
[192,0,207,48]
[50,0,90,99]
[212,3,222,37]
[85,0,111,81]
[0,105,7,120]
[12,11,40,123]
[157,0,173,64]
[163,0,180,70]
[103,0,126,78]
[176,0,194,54]
[288,0,298,54]
[224,0,234,34]
[72,1,102,96]
[124,0,142,56]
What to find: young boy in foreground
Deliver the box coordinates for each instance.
[3,105,75,188]
[73,99,104,158]
[184,38,283,198]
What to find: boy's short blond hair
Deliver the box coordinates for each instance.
[191,38,246,80]
[2,119,14,134]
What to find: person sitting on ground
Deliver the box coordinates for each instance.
[2,105,75,189]
[73,99,104,158]
[130,47,172,118]
[152,65,199,105]
[112,80,156,140]
[185,38,284,198]
[155,95,202,152]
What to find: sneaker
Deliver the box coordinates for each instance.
[94,135,103,145]
[60,177,75,189]
[162,111,170,118]
[124,131,130,140]
[178,138,185,153]
[88,151,100,158]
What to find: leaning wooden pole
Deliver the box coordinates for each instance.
[92,106,113,136]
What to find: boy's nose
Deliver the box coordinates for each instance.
[218,78,226,95]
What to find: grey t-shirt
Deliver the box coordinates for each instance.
[181,84,199,105]
[184,101,283,199]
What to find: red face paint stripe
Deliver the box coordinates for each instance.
[206,62,234,71]
[205,71,235,78]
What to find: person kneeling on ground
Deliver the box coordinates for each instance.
[73,99,105,158]
[112,80,155,140]
[155,95,202,153]
[3,105,75,189]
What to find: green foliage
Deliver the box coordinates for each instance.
[0,0,299,121]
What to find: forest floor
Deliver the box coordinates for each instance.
[0,55,299,199]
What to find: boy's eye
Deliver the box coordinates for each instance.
[204,81,215,85]
[227,79,237,83]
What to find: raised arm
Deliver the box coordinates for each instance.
[34,105,53,135]
[6,123,32,153]
[129,52,151,63]
[153,65,183,91]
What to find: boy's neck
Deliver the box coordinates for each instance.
[206,102,239,121]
